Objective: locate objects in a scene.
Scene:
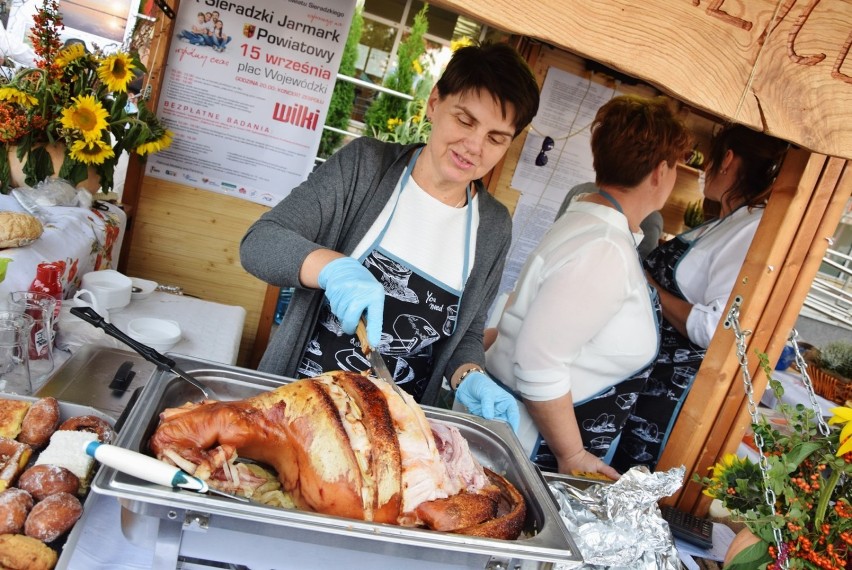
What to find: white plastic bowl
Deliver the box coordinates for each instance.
[80,270,133,310]
[130,277,158,301]
[127,317,181,352]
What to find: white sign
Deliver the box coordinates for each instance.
[146,0,356,205]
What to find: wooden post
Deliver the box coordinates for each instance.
[118,1,179,274]
[659,152,852,512]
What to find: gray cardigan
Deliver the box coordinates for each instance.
[239,137,512,406]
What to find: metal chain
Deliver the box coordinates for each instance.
[725,300,788,568]
[788,330,832,437]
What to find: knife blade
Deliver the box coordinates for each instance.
[85,441,250,502]
[355,318,407,398]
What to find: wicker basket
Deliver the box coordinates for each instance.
[808,366,851,404]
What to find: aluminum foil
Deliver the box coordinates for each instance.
[549,466,685,570]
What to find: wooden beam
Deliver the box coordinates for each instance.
[431,0,852,159]
[250,284,281,369]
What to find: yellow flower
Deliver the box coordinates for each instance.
[450,37,474,52]
[0,86,37,107]
[55,43,86,68]
[68,138,115,164]
[710,453,738,480]
[97,53,136,92]
[387,117,403,130]
[412,59,423,75]
[136,130,173,156]
[829,405,852,456]
[60,95,109,141]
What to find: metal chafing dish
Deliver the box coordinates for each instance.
[91,355,583,568]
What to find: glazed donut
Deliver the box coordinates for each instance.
[17,465,80,502]
[0,533,58,570]
[18,398,61,449]
[57,415,114,444]
[24,492,82,543]
[0,488,33,534]
[0,437,32,491]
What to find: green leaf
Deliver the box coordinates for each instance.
[785,441,822,469]
[0,149,10,193]
[24,146,53,187]
[725,540,772,570]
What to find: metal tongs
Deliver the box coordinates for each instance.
[70,306,216,400]
[85,441,249,502]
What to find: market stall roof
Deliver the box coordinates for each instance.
[432,0,852,160]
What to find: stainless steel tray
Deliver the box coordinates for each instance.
[0,392,116,569]
[91,356,583,567]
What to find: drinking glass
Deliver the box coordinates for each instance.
[0,312,34,395]
[8,291,57,388]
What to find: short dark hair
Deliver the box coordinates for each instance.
[435,42,540,138]
[705,124,789,210]
[591,95,692,188]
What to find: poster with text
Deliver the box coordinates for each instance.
[146,0,356,205]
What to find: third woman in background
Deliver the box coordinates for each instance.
[482,95,692,478]
[611,124,789,472]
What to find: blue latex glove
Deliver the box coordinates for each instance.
[317,257,384,347]
[455,371,520,432]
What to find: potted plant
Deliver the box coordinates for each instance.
[0,0,172,193]
[695,353,852,569]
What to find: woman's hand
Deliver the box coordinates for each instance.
[455,371,520,431]
[558,449,621,480]
[317,257,385,346]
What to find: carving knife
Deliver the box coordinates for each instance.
[85,441,250,502]
[356,318,407,398]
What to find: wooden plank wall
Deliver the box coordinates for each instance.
[123,180,269,367]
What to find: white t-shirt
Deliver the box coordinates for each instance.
[352,176,479,291]
[678,206,764,348]
[486,201,658,404]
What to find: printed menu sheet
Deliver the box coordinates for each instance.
[502,67,622,295]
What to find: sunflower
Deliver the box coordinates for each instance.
[829,405,852,456]
[97,53,135,92]
[135,130,173,156]
[68,138,115,164]
[55,43,87,68]
[60,94,109,141]
[0,86,38,107]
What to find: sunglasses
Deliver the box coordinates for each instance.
[535,136,554,166]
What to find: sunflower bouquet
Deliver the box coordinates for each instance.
[0,0,172,193]
[695,353,852,569]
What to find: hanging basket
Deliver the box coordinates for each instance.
[808,366,851,404]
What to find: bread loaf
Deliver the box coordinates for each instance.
[0,211,43,249]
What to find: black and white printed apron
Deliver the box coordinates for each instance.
[609,221,713,472]
[297,149,473,403]
[523,190,661,472]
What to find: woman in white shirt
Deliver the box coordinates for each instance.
[610,124,789,472]
[484,95,692,478]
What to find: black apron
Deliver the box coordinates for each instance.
[530,190,661,472]
[297,149,473,403]
[610,231,706,472]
